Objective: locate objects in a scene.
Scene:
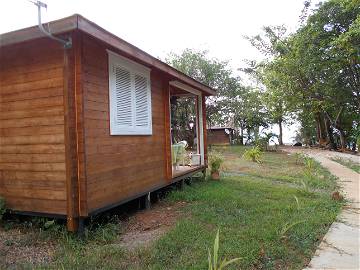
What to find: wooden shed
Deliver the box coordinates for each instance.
[207,127,233,145]
[0,14,215,231]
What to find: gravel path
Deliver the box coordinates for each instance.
[284,147,360,270]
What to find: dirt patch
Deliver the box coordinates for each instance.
[0,200,186,267]
[118,201,186,250]
[0,228,57,268]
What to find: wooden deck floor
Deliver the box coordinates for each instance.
[172,165,204,178]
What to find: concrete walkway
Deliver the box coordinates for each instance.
[285,148,360,270]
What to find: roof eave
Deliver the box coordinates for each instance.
[0,14,78,47]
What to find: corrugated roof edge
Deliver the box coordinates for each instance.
[0,14,216,96]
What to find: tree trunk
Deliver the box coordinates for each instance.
[278,119,284,145]
[324,115,336,150]
[239,127,244,145]
[254,127,259,142]
[315,116,321,144]
[339,130,347,151]
[315,112,327,146]
[324,108,346,150]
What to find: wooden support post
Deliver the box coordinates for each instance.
[145,192,151,210]
[155,191,161,202]
[164,85,172,181]
[64,32,80,232]
[77,217,85,237]
[202,169,206,180]
[185,177,192,186]
[179,179,185,190]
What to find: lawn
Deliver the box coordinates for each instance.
[331,157,360,174]
[0,146,342,269]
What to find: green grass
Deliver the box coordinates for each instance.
[1,146,342,269]
[331,157,360,173]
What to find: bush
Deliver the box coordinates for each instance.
[243,146,263,163]
[0,197,6,220]
[209,152,224,173]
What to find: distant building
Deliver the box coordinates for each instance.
[207,127,233,145]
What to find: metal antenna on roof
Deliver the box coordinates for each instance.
[28,0,72,48]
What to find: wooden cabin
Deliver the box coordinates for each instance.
[207,127,233,145]
[0,14,215,231]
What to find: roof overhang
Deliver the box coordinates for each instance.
[0,14,216,96]
[169,81,202,96]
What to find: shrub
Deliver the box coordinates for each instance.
[209,152,224,173]
[243,146,263,163]
[0,197,6,220]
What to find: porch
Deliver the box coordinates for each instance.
[167,81,207,179]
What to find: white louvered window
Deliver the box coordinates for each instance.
[108,50,152,135]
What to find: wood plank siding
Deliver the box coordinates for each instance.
[0,38,67,215]
[207,129,231,145]
[81,34,168,213]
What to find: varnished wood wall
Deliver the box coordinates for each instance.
[0,31,208,220]
[81,34,168,213]
[0,39,67,215]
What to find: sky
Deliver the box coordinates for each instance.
[0,0,320,143]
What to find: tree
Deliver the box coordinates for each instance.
[166,49,237,127]
[248,0,360,150]
[166,49,268,144]
[244,26,292,145]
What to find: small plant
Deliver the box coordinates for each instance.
[293,195,300,210]
[209,152,224,180]
[280,220,306,239]
[208,229,241,270]
[303,156,316,182]
[209,152,224,173]
[300,179,311,194]
[0,197,6,220]
[243,146,263,163]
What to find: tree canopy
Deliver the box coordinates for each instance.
[166,0,360,150]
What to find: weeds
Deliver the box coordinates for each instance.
[303,156,316,179]
[208,229,241,270]
[293,195,300,210]
[280,220,306,238]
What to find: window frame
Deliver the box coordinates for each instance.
[107,50,152,135]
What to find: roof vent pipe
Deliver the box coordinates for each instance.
[30,0,72,48]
